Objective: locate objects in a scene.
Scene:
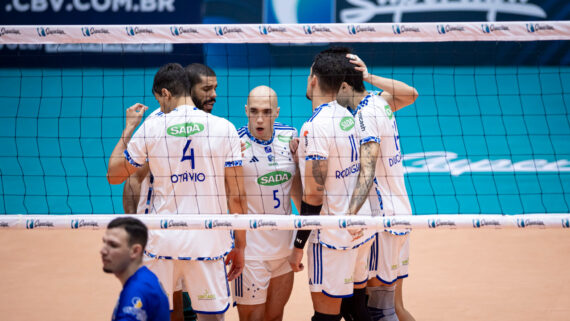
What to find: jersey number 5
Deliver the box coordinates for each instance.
[181,140,196,169]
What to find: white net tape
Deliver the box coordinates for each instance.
[1,214,568,230]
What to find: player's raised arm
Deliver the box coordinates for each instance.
[347,54,418,112]
[107,103,148,185]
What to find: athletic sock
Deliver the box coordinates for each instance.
[367,285,398,321]
[311,311,342,321]
[183,292,197,321]
[341,288,371,321]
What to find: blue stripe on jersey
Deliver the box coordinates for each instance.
[360,136,381,145]
[349,135,357,162]
[305,155,327,161]
[373,178,384,211]
[307,103,329,122]
[225,160,243,167]
[144,250,230,261]
[274,122,296,130]
[124,150,142,168]
[274,127,296,131]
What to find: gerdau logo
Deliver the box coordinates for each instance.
[167,123,204,137]
[340,116,355,131]
[257,171,292,186]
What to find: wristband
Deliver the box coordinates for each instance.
[293,201,322,249]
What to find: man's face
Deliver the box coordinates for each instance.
[100,228,132,275]
[191,75,218,113]
[246,95,279,141]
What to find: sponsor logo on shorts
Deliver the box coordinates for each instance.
[204,220,233,229]
[516,218,545,228]
[562,218,570,228]
[160,220,188,229]
[347,24,376,35]
[198,289,216,300]
[401,258,409,266]
[427,219,456,228]
[170,26,198,36]
[383,218,411,229]
[344,276,354,284]
[472,218,501,228]
[338,218,366,229]
[167,122,205,137]
[70,219,99,229]
[0,28,21,37]
[392,24,420,35]
[249,219,278,229]
[26,219,55,229]
[339,116,355,131]
[294,219,321,229]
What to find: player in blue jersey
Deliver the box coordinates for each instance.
[101,216,170,321]
[233,85,302,321]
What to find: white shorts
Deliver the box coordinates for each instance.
[233,257,292,305]
[144,256,231,314]
[308,240,372,298]
[368,232,410,284]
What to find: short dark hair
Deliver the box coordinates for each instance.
[152,63,190,97]
[329,46,366,93]
[312,47,350,94]
[107,217,148,250]
[185,63,216,88]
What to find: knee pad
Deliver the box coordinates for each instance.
[311,311,342,321]
[367,286,397,321]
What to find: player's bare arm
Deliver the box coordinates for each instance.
[348,141,380,215]
[347,54,418,112]
[107,103,148,185]
[224,165,247,281]
[291,169,303,213]
[122,163,149,214]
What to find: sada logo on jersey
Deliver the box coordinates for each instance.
[472,218,501,228]
[81,27,110,37]
[167,122,205,137]
[170,26,198,36]
[392,24,420,35]
[204,220,233,229]
[427,219,456,228]
[340,117,355,131]
[160,220,188,229]
[70,219,99,229]
[347,25,376,35]
[26,219,55,229]
[294,219,322,229]
[257,171,292,186]
[516,219,545,228]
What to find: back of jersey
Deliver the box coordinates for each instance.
[355,94,412,223]
[126,105,242,258]
[299,101,372,249]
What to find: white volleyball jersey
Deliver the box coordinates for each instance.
[237,122,297,260]
[126,105,242,259]
[137,107,161,214]
[353,93,412,234]
[299,101,373,250]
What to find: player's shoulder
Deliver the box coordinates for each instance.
[274,122,297,135]
[237,125,249,138]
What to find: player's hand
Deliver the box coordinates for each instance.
[347,54,369,80]
[289,138,300,164]
[225,247,245,281]
[348,228,364,241]
[288,247,304,272]
[125,103,148,130]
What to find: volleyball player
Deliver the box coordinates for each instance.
[288,49,375,321]
[101,217,170,321]
[337,51,418,321]
[232,85,302,321]
[107,63,247,321]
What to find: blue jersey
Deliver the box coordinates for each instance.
[112,266,170,321]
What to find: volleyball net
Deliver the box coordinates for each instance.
[0,22,569,229]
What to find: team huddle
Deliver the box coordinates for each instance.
[105,47,419,321]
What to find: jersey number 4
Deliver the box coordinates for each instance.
[181,140,196,169]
